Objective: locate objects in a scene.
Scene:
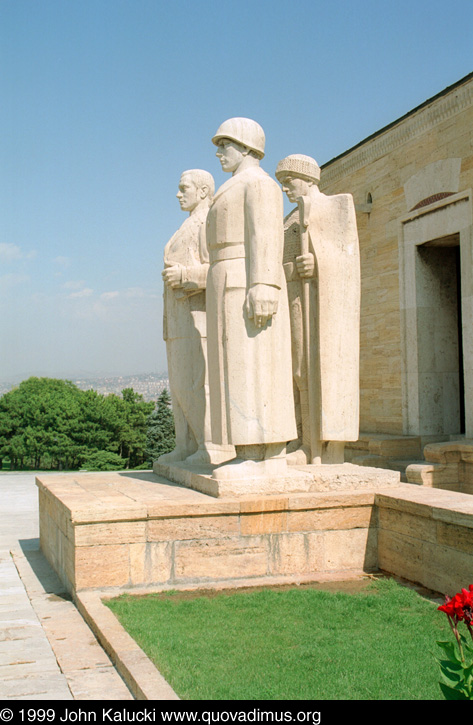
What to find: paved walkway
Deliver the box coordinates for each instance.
[0,473,133,700]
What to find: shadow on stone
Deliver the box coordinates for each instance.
[117,470,186,488]
[19,539,71,601]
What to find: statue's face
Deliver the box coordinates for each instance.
[280,175,311,203]
[176,175,200,212]
[215,139,246,173]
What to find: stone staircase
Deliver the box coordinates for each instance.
[347,433,473,493]
[346,433,424,482]
[406,439,473,493]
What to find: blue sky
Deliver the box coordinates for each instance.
[1,0,472,381]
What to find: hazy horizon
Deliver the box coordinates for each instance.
[0,368,169,385]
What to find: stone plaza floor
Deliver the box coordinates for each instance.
[0,472,133,701]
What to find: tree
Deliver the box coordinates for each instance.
[0,377,87,469]
[0,377,155,471]
[80,451,128,471]
[145,389,175,463]
[103,389,154,468]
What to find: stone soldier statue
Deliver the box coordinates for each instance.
[206,118,297,480]
[275,154,360,464]
[160,169,218,465]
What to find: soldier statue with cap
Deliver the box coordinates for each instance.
[275,154,361,465]
[205,118,297,480]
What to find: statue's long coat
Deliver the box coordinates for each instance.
[163,206,210,449]
[304,192,360,441]
[206,166,297,446]
[163,207,209,343]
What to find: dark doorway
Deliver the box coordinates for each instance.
[416,233,464,435]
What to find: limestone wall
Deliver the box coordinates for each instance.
[38,473,473,598]
[377,486,473,594]
[39,480,379,593]
[320,76,473,436]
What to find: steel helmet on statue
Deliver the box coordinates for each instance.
[212,117,266,159]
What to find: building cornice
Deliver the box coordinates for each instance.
[321,74,473,186]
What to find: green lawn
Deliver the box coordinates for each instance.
[106,578,449,700]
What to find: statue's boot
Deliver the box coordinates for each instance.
[158,447,190,464]
[184,443,236,466]
[211,457,288,480]
[286,445,311,466]
[286,438,302,454]
[211,443,287,480]
[183,445,212,466]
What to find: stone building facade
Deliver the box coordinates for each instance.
[320,72,473,468]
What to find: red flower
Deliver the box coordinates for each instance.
[438,586,473,624]
[438,596,459,621]
[460,588,473,624]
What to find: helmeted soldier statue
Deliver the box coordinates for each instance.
[276,154,360,465]
[206,118,297,480]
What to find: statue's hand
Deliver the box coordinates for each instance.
[245,284,279,328]
[296,253,315,278]
[162,264,183,288]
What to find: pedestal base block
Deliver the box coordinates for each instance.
[153,461,400,497]
[37,467,400,596]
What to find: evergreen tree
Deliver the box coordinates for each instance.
[145,388,175,463]
[80,451,128,471]
[0,377,87,469]
[0,377,156,471]
[118,388,155,467]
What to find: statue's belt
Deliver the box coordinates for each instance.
[209,244,246,263]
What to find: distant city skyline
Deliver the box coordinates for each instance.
[0,367,168,386]
[2,0,472,380]
[0,371,170,401]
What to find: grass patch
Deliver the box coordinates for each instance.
[106,578,448,700]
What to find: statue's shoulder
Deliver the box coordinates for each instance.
[309,191,358,253]
[243,168,282,203]
[166,210,204,246]
[333,193,356,224]
[312,191,355,220]
[320,191,354,208]
[335,191,355,206]
[192,205,210,225]
[245,166,279,187]
[178,214,199,235]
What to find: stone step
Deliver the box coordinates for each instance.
[351,455,426,482]
[346,434,422,461]
[423,438,473,463]
[404,440,473,492]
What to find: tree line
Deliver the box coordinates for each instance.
[0,377,175,471]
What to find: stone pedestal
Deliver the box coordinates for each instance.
[37,468,398,596]
[153,460,400,498]
[37,469,473,598]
